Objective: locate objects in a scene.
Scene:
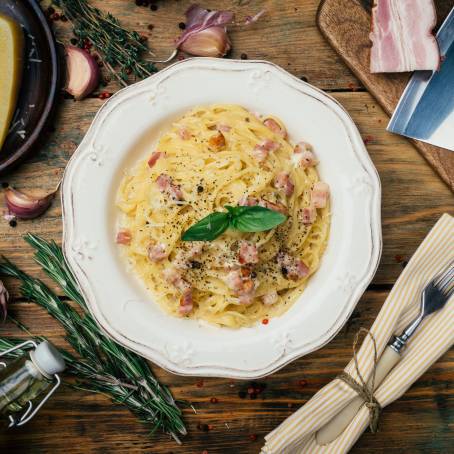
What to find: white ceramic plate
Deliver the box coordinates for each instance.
[62,58,381,379]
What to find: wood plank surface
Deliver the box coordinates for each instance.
[317,0,454,190]
[1,291,453,453]
[0,1,453,453]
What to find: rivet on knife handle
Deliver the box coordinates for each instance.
[316,260,453,446]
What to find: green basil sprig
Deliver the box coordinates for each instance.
[182,205,287,241]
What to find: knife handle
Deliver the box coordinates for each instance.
[316,346,401,446]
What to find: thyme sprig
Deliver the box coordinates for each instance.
[53,0,157,86]
[0,234,186,442]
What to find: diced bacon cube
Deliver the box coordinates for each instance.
[208,132,226,151]
[116,230,132,245]
[179,289,193,314]
[238,241,259,265]
[147,151,164,168]
[178,128,191,140]
[294,141,312,154]
[156,174,184,201]
[252,139,280,162]
[259,199,288,215]
[217,124,231,132]
[148,243,167,262]
[301,205,317,225]
[263,118,287,138]
[311,182,329,208]
[277,252,310,281]
[274,172,294,197]
[262,291,278,305]
[238,195,259,207]
[225,268,256,304]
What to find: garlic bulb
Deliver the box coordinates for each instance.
[4,188,55,219]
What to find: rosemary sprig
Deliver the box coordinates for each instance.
[0,235,186,442]
[53,0,157,86]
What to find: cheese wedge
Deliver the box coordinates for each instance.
[0,13,24,151]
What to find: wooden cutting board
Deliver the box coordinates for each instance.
[317,0,454,191]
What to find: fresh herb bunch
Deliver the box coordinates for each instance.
[182,205,287,241]
[53,0,157,85]
[0,234,186,442]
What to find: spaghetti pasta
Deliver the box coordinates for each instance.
[116,104,330,328]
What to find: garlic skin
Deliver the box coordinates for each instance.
[179,26,231,57]
[4,188,55,219]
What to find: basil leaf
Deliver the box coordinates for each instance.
[232,206,287,232]
[224,205,249,218]
[182,212,229,241]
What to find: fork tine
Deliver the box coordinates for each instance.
[436,268,454,293]
[446,286,454,299]
[433,259,454,287]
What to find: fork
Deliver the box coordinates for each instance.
[316,259,454,445]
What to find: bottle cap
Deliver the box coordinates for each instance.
[30,341,66,377]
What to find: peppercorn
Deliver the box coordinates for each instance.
[197,185,204,193]
[210,397,218,404]
[240,53,248,60]
[150,3,158,11]
[9,220,17,228]
[179,22,186,30]
[238,390,247,399]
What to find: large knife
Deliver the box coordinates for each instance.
[388,8,454,152]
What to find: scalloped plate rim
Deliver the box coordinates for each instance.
[61,57,382,379]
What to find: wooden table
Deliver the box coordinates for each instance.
[1,1,453,452]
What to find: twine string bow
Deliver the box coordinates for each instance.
[337,327,382,433]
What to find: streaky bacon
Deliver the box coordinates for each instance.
[370,0,440,73]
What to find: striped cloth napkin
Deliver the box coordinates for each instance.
[262,213,453,454]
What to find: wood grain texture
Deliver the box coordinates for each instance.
[317,0,454,191]
[0,291,453,454]
[0,1,453,453]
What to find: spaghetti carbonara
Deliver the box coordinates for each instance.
[116,104,330,328]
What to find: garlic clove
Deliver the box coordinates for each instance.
[4,188,55,219]
[0,280,9,321]
[179,26,231,57]
[65,46,100,100]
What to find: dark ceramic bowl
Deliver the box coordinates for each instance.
[0,0,59,174]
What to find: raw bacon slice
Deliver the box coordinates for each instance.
[370,0,440,73]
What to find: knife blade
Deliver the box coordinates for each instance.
[387,8,454,152]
